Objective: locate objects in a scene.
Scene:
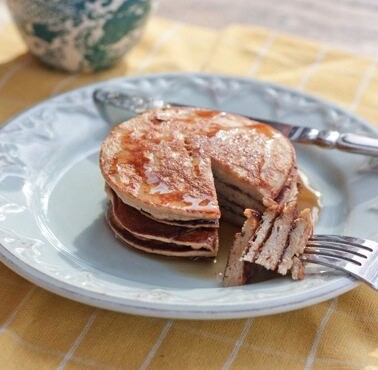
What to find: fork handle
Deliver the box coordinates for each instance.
[296,129,378,157]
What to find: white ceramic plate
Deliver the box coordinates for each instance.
[0,73,377,319]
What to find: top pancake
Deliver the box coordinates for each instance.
[100,107,295,221]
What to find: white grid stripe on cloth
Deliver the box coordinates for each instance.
[3,326,124,370]
[199,30,225,72]
[56,309,100,370]
[0,275,30,287]
[0,57,31,92]
[298,45,329,90]
[304,298,339,370]
[50,75,79,97]
[315,357,375,368]
[0,287,118,369]
[3,329,66,358]
[135,22,182,74]
[349,61,378,111]
[139,320,174,370]
[0,286,36,334]
[69,355,123,370]
[222,319,254,370]
[248,30,277,76]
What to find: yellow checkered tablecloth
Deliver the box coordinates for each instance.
[0,16,378,370]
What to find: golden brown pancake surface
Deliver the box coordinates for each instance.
[100,107,295,222]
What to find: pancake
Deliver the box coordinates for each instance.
[223,206,313,286]
[106,205,218,257]
[139,210,219,228]
[107,186,218,250]
[209,125,296,204]
[100,107,296,222]
[253,201,297,269]
[223,209,261,287]
[278,208,312,278]
[100,106,310,276]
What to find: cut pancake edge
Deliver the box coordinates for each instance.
[104,183,220,257]
[105,183,218,228]
[106,185,218,250]
[102,177,221,222]
[138,209,219,228]
[223,203,313,287]
[106,206,218,258]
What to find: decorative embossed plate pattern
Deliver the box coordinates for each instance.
[0,73,377,319]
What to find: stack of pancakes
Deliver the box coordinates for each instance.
[100,107,312,283]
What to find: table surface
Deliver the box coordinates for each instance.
[0,3,378,370]
[1,0,378,58]
[156,0,378,58]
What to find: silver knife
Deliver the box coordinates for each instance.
[93,88,378,157]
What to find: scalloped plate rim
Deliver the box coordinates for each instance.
[0,244,359,319]
[2,72,378,136]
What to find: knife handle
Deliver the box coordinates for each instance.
[337,133,378,156]
[296,129,378,157]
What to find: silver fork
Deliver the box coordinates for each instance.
[302,235,378,290]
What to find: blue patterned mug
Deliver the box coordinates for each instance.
[6,0,151,72]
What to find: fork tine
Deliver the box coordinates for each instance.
[310,235,376,252]
[306,240,369,258]
[304,246,364,265]
[304,235,378,290]
[300,253,365,281]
